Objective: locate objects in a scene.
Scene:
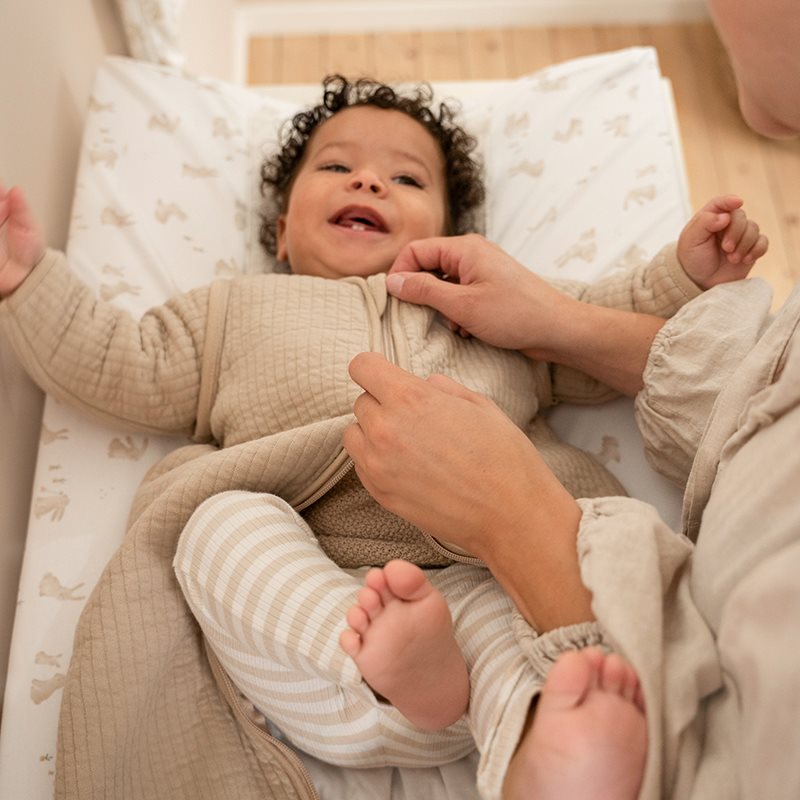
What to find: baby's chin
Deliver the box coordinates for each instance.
[290,257,396,280]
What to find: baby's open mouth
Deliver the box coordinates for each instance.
[331,206,388,233]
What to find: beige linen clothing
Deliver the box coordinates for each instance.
[568,278,800,800]
[0,245,701,799]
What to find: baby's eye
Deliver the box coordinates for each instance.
[393,174,423,188]
[321,163,349,173]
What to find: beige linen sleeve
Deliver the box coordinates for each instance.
[548,243,703,404]
[688,330,800,800]
[488,494,720,800]
[634,278,774,486]
[574,495,721,800]
[0,249,211,435]
[718,540,800,800]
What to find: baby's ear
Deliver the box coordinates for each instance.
[276,215,288,261]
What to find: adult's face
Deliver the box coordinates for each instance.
[708,0,800,138]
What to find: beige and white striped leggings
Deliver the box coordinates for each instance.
[173,490,599,795]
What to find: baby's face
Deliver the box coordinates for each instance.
[277,105,448,278]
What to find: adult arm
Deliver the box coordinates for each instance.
[386,235,681,396]
[544,243,701,402]
[387,198,765,397]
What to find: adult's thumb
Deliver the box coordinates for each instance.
[386,271,458,316]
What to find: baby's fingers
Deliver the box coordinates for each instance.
[726,217,766,264]
[720,208,749,259]
[741,230,769,265]
[681,209,730,250]
[701,194,744,215]
[0,183,9,225]
[7,187,38,230]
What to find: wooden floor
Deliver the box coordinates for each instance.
[248,23,800,307]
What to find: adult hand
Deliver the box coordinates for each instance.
[343,351,541,557]
[388,233,664,396]
[387,233,574,355]
[343,352,591,630]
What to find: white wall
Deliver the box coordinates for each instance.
[0,0,127,718]
[181,0,238,81]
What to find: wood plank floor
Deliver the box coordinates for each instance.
[248,23,800,306]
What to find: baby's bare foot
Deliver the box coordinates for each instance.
[339,559,469,730]
[503,648,647,800]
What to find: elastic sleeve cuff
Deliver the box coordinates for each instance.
[635,278,774,485]
[658,242,704,303]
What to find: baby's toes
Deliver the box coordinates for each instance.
[364,566,394,606]
[357,584,384,620]
[346,604,371,634]
[339,628,362,658]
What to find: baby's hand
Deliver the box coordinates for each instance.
[0,184,46,298]
[677,195,768,289]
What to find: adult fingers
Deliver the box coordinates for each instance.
[426,372,484,402]
[348,352,426,402]
[352,389,381,421]
[385,269,466,320]
[342,419,367,463]
[390,236,465,277]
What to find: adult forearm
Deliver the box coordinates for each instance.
[346,353,597,631]
[522,299,664,396]
[471,477,595,632]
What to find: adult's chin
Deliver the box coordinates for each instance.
[738,88,800,140]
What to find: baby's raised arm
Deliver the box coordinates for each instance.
[677,194,768,288]
[0,184,46,298]
[1,183,210,437]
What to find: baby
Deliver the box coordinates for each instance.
[0,75,767,793]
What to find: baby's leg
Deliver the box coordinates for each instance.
[340,560,469,731]
[503,648,646,800]
[173,491,474,768]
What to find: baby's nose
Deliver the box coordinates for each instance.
[349,170,386,195]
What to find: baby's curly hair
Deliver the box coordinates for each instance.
[259,74,485,258]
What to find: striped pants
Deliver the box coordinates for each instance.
[173,491,600,796]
